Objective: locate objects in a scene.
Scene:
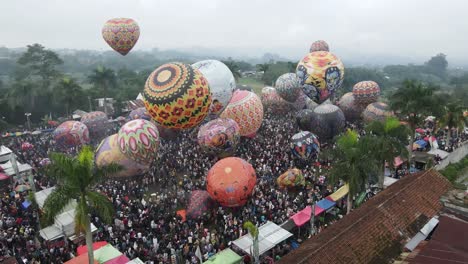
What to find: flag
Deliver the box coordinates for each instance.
[195,245,203,263]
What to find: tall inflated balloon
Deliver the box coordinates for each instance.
[310,104,346,141]
[54,121,90,148]
[362,102,394,123]
[261,86,293,114]
[310,40,330,52]
[220,90,264,137]
[206,157,256,207]
[296,51,345,104]
[187,190,215,219]
[275,73,302,102]
[296,109,314,131]
[80,111,109,140]
[291,131,320,160]
[192,60,235,119]
[95,134,149,178]
[338,92,365,122]
[277,168,305,189]
[143,63,212,129]
[128,107,151,121]
[117,119,160,165]
[352,81,381,105]
[102,18,140,56]
[198,118,240,157]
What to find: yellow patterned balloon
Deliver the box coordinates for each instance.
[296,51,345,104]
[143,63,212,129]
[102,18,140,56]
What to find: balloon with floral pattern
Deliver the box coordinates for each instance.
[117,119,160,165]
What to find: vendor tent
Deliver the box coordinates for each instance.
[94,245,124,263]
[64,254,99,264]
[203,248,242,264]
[126,258,144,264]
[0,146,12,162]
[326,184,349,202]
[39,209,97,241]
[316,199,336,211]
[77,241,108,255]
[290,206,312,226]
[232,221,293,256]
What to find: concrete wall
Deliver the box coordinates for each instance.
[435,141,468,170]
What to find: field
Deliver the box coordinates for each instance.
[237,77,265,95]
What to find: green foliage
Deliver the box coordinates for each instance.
[17,43,63,81]
[222,60,242,80]
[341,67,390,96]
[243,221,259,239]
[238,77,264,95]
[383,64,443,86]
[440,156,468,183]
[424,53,448,80]
[260,62,291,86]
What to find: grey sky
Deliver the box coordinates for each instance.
[1,0,467,64]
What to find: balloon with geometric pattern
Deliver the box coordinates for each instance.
[186,190,215,219]
[362,102,394,123]
[53,121,90,148]
[80,111,109,141]
[310,40,330,52]
[95,134,149,178]
[352,81,381,105]
[142,63,212,129]
[337,92,365,122]
[128,107,151,121]
[206,157,257,207]
[309,104,346,141]
[290,131,320,160]
[261,87,293,114]
[296,51,345,104]
[117,119,160,165]
[220,90,264,137]
[197,118,240,157]
[277,168,305,189]
[275,73,302,102]
[102,18,140,56]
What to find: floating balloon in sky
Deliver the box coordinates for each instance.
[102,18,140,56]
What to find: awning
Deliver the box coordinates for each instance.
[203,248,242,264]
[0,173,9,181]
[64,254,99,264]
[316,199,336,211]
[126,258,144,264]
[384,177,399,188]
[77,241,108,255]
[232,221,293,256]
[105,255,130,264]
[93,245,123,263]
[327,184,349,201]
[290,206,311,227]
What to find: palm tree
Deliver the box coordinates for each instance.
[222,60,242,80]
[88,66,116,115]
[43,146,121,264]
[365,117,410,189]
[439,100,466,145]
[54,77,84,118]
[320,130,379,214]
[388,80,443,165]
[243,221,259,264]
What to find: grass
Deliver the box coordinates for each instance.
[440,156,468,188]
[238,77,265,95]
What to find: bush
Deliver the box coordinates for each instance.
[440,156,468,183]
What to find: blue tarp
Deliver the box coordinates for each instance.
[22,200,31,209]
[415,139,428,148]
[316,199,336,211]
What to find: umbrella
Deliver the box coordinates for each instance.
[413,139,428,150]
[32,130,42,135]
[77,241,108,255]
[15,185,30,192]
[425,116,436,122]
[0,173,9,181]
[415,128,426,134]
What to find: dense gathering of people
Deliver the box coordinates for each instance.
[0,111,466,264]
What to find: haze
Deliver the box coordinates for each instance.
[1,0,468,65]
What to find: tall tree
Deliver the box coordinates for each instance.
[424,53,448,80]
[365,117,409,188]
[88,66,117,115]
[243,221,259,264]
[388,80,443,165]
[320,130,379,214]
[439,100,466,144]
[43,147,121,264]
[53,77,85,118]
[222,60,241,80]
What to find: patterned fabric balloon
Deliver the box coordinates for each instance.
[296,51,345,104]
[102,18,139,56]
[206,157,256,207]
[220,90,264,137]
[338,92,365,122]
[197,118,240,157]
[291,131,320,160]
[128,107,151,121]
[296,109,315,131]
[292,90,308,111]
[310,104,346,141]
[81,111,109,140]
[310,40,330,52]
[362,102,394,123]
[117,119,160,165]
[305,97,318,111]
[95,134,149,178]
[352,81,381,105]
[186,190,215,219]
[192,60,235,119]
[39,158,50,167]
[277,168,305,189]
[261,87,293,114]
[143,63,212,129]
[54,121,90,148]
[275,73,302,102]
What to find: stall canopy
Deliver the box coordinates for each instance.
[77,241,108,255]
[316,199,336,211]
[232,221,293,256]
[64,254,99,264]
[35,187,76,211]
[0,173,9,180]
[94,245,125,263]
[326,184,349,202]
[39,209,97,241]
[290,206,312,227]
[126,258,145,264]
[203,248,242,264]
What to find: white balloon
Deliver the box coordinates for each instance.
[192,60,236,120]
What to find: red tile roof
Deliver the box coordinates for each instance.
[278,169,451,264]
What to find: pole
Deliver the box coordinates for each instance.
[88,96,93,112]
[25,113,31,131]
[310,200,316,237]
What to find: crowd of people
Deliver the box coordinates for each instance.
[0,110,465,264]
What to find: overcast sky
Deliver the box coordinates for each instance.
[1,0,467,64]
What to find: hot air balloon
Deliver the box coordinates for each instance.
[291,131,320,160]
[296,109,314,131]
[80,111,109,140]
[362,102,394,123]
[192,60,236,119]
[117,119,160,165]
[277,168,305,189]
[310,40,330,52]
[128,107,151,121]
[352,81,381,105]
[220,90,264,137]
[275,73,302,102]
[337,92,365,122]
[54,121,90,148]
[197,118,240,157]
[310,104,346,141]
[206,157,256,207]
[143,63,212,129]
[186,190,215,219]
[296,51,345,104]
[102,18,140,55]
[95,134,149,178]
[261,87,293,114]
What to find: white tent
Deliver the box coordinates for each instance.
[0,146,12,162]
[40,209,97,241]
[127,258,145,264]
[35,187,56,209]
[232,221,293,256]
